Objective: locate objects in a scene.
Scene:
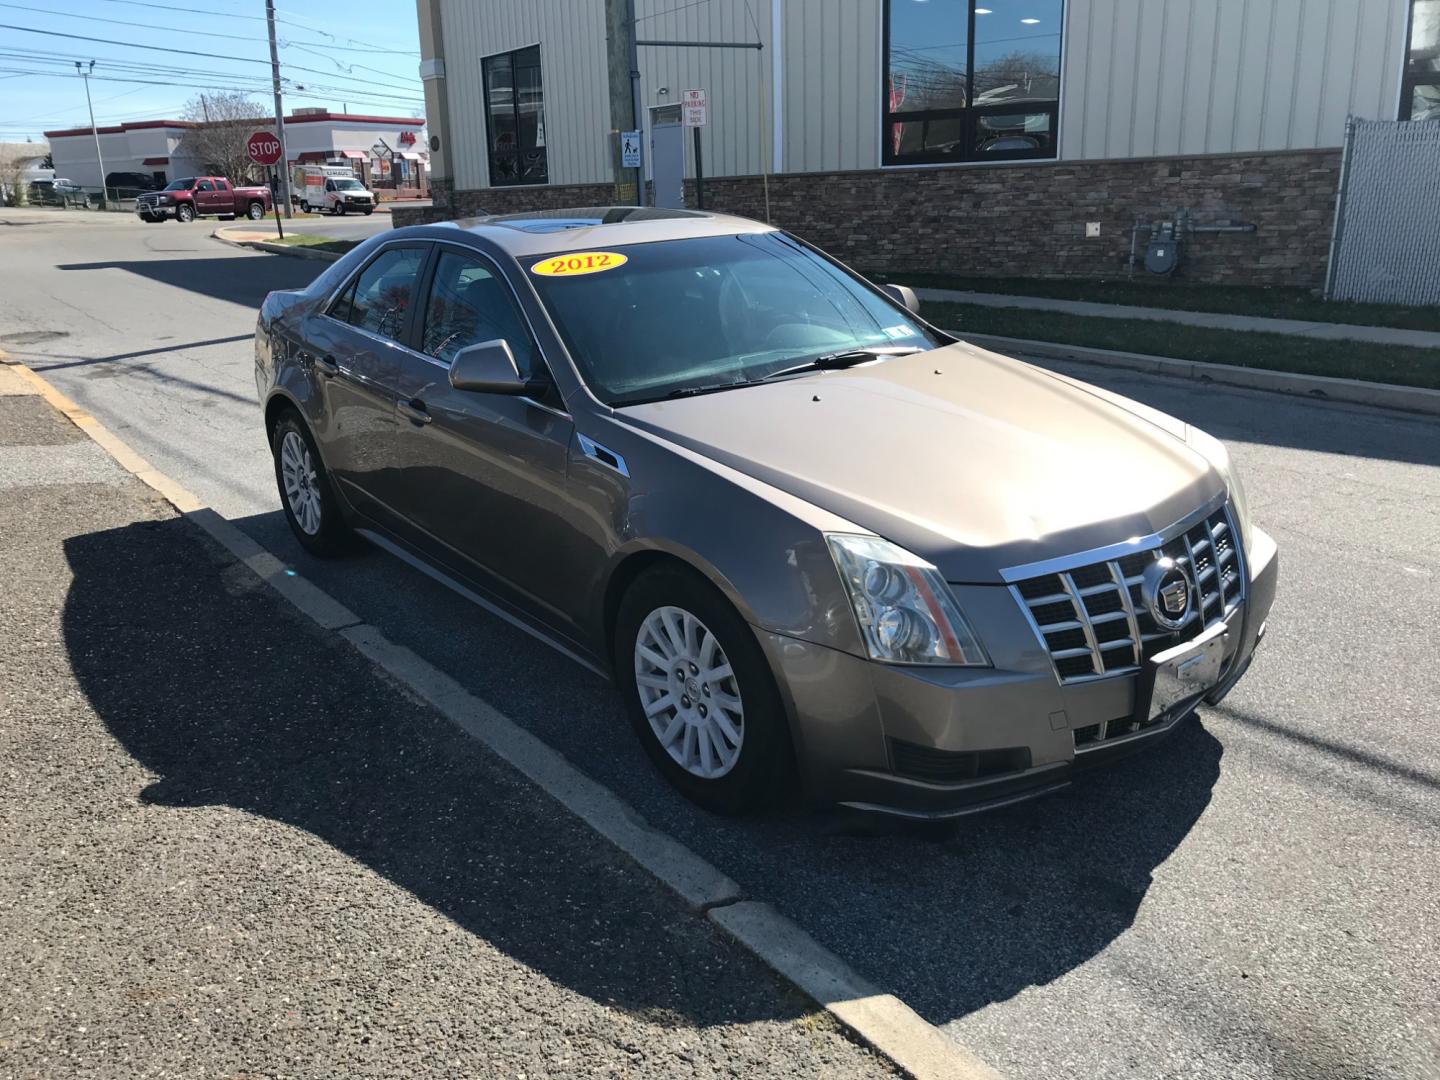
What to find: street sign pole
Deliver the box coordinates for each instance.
[270,166,284,240]
[682,89,707,210]
[247,131,285,239]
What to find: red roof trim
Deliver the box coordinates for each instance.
[284,112,424,125]
[142,157,169,166]
[44,119,193,138]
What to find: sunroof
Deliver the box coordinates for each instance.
[485,206,707,233]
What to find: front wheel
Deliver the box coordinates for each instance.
[175,203,195,223]
[336,202,347,216]
[271,411,354,558]
[615,566,792,815]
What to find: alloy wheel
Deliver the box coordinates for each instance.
[279,430,322,536]
[634,606,744,779]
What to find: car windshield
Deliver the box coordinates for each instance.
[163,179,194,191]
[333,178,364,191]
[528,232,942,405]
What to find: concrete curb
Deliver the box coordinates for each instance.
[211,226,344,261]
[956,332,1440,418]
[0,349,999,1080]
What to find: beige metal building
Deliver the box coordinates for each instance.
[409,0,1438,286]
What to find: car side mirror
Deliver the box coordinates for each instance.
[882,283,921,314]
[448,339,546,396]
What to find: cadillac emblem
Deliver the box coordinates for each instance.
[1141,556,1193,631]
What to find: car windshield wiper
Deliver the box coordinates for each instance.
[664,379,765,400]
[759,346,920,382]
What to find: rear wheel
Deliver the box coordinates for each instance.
[300,200,311,213]
[175,203,195,223]
[246,201,265,220]
[615,565,792,815]
[270,410,354,558]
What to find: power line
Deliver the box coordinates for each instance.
[0,28,423,97]
[88,0,419,54]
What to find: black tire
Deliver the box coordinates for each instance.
[175,203,195,223]
[246,201,265,221]
[270,409,354,558]
[362,207,374,216]
[336,202,347,216]
[301,200,311,214]
[614,565,792,816]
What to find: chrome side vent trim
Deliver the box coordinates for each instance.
[576,433,629,478]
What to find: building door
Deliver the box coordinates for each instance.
[650,104,684,209]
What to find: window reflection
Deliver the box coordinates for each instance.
[885,0,1062,164]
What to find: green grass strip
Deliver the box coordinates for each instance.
[872,271,1440,333]
[926,301,1440,391]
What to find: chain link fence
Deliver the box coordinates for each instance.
[1325,118,1440,308]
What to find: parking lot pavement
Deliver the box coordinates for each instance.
[2,214,1438,1079]
[0,375,893,1078]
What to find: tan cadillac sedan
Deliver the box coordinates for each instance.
[253,207,1279,819]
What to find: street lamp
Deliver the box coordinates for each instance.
[75,60,107,207]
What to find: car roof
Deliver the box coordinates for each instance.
[398,206,776,258]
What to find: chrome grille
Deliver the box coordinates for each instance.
[1011,503,1244,684]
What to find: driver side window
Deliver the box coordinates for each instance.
[420,250,537,375]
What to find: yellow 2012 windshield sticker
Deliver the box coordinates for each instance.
[530,251,628,277]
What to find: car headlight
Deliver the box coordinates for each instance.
[826,534,989,666]
[1186,425,1253,555]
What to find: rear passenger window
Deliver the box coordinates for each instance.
[345,247,426,343]
[420,250,537,373]
[197,180,214,192]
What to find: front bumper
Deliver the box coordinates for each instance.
[761,526,1279,819]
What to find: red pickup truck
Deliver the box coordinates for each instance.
[135,177,273,223]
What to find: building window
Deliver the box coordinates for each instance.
[883,0,1063,166]
[483,45,548,186]
[1401,0,1440,120]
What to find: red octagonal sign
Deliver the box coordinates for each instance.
[246,130,282,166]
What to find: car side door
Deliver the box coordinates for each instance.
[296,242,429,526]
[193,178,219,214]
[385,243,586,637]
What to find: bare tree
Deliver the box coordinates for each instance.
[175,92,269,182]
[0,142,47,205]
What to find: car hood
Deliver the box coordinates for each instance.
[616,342,1222,582]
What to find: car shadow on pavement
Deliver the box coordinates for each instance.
[211,509,1223,1033]
[56,256,323,308]
[60,516,822,1028]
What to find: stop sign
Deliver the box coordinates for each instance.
[247,130,282,166]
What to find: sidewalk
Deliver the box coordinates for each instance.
[909,287,1440,350]
[0,363,891,1079]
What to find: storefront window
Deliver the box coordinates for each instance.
[884,0,1063,165]
[1402,0,1440,120]
[483,45,548,186]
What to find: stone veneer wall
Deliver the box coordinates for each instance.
[396,149,1342,288]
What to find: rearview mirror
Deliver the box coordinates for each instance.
[448,339,546,396]
[882,283,920,314]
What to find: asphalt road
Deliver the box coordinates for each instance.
[3,208,1438,1079]
[0,373,892,1077]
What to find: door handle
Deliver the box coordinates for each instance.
[397,398,432,425]
[313,354,339,377]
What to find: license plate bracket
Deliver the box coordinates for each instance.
[1133,620,1230,727]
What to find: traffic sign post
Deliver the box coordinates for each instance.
[682,90,707,209]
[247,130,285,239]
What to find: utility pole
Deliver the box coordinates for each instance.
[75,61,106,206]
[603,0,641,205]
[264,0,292,217]
[200,94,210,122]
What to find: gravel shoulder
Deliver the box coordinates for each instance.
[0,383,893,1079]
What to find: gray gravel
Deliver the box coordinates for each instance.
[0,381,893,1078]
[3,209,1438,1079]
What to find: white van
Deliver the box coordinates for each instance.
[296,165,375,216]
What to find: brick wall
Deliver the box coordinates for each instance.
[397,149,1342,288]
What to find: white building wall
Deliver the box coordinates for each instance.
[1061,0,1410,160]
[439,0,611,188]
[430,0,1410,187]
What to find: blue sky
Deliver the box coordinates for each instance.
[0,0,423,142]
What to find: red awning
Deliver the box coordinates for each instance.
[142,157,169,166]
